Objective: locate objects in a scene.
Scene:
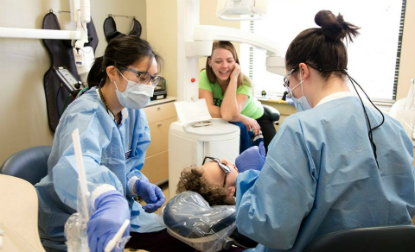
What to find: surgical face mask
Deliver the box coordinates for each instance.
[291,96,312,112]
[114,71,155,110]
[289,73,312,112]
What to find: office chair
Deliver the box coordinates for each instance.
[305,225,415,252]
[263,104,280,124]
[0,145,51,185]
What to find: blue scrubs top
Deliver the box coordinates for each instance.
[35,87,164,251]
[235,95,415,252]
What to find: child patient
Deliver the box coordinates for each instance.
[176,142,266,206]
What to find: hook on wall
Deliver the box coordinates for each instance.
[49,9,73,14]
[108,14,136,19]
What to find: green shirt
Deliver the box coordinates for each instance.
[199,69,264,119]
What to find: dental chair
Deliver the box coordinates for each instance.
[0,146,50,250]
[0,145,51,185]
[163,191,257,252]
[305,225,415,252]
[0,174,46,251]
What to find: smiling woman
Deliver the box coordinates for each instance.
[199,40,277,151]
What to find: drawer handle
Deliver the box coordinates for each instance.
[157,107,161,110]
[157,123,162,127]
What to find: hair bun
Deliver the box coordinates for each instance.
[315,10,344,41]
[315,10,359,42]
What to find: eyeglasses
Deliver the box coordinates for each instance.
[202,156,231,187]
[284,67,308,97]
[283,68,297,95]
[118,67,161,86]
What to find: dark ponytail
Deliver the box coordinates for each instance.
[285,10,359,79]
[87,56,105,88]
[86,35,163,89]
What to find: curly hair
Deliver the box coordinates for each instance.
[176,165,235,206]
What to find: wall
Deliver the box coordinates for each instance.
[0,0,146,164]
[145,0,178,97]
[90,0,147,56]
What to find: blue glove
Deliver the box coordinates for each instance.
[235,141,266,172]
[87,190,131,252]
[135,180,166,213]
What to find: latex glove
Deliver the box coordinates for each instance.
[235,141,266,172]
[87,190,131,252]
[135,180,166,213]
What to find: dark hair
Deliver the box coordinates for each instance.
[176,165,235,206]
[285,10,359,79]
[87,35,162,88]
[205,41,250,88]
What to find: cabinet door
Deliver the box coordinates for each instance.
[146,117,177,157]
[145,102,176,124]
[141,151,168,185]
[142,101,177,185]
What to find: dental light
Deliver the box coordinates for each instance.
[216,0,269,21]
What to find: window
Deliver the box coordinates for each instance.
[240,0,405,101]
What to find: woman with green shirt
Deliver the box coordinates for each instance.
[199,41,276,151]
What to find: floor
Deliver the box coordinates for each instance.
[124,182,170,252]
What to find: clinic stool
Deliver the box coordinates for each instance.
[0,145,51,185]
[263,104,280,124]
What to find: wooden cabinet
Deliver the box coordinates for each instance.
[141,97,176,185]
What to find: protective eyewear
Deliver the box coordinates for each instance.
[285,67,309,97]
[202,156,230,187]
[283,63,325,92]
[283,68,298,96]
[118,67,161,86]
